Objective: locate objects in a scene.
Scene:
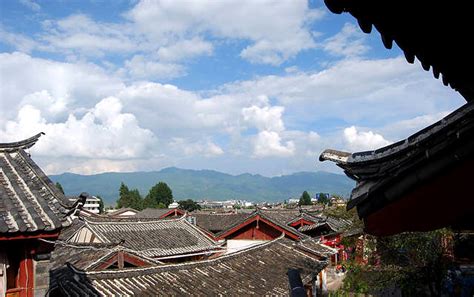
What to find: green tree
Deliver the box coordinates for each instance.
[178,199,201,212]
[96,195,105,214]
[55,182,65,194]
[299,191,312,205]
[341,229,453,296]
[116,182,143,210]
[116,182,130,209]
[128,189,143,210]
[144,182,173,208]
[317,192,330,205]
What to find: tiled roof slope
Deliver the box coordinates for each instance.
[192,212,250,233]
[299,216,352,234]
[50,243,162,271]
[134,208,184,219]
[0,133,72,234]
[51,237,328,296]
[76,216,220,257]
[212,209,307,240]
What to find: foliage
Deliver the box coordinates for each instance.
[116,182,143,210]
[178,199,201,212]
[55,182,65,194]
[317,192,330,205]
[340,229,453,296]
[299,191,312,205]
[96,195,105,214]
[143,182,173,208]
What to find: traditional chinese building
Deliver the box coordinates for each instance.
[65,216,222,262]
[49,236,329,296]
[0,133,78,296]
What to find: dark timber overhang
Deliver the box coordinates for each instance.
[324,0,474,102]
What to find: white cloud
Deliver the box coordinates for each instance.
[0,52,464,175]
[242,105,285,132]
[125,0,324,65]
[40,14,137,56]
[343,126,391,151]
[170,138,224,157]
[253,131,295,157]
[0,52,124,124]
[0,97,157,160]
[157,37,213,62]
[0,28,37,53]
[380,111,450,140]
[124,55,185,79]
[221,57,464,125]
[322,23,369,57]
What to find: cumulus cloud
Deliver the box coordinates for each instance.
[253,131,295,157]
[0,52,124,124]
[222,57,464,126]
[343,126,391,151]
[0,52,464,175]
[0,97,157,160]
[242,105,285,132]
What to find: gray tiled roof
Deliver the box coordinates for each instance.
[191,212,250,234]
[78,216,221,257]
[51,237,328,296]
[298,216,351,234]
[134,208,184,218]
[50,243,162,271]
[0,133,72,234]
[211,209,308,239]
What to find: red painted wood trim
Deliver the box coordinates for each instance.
[289,218,315,228]
[6,249,34,297]
[94,252,152,270]
[217,214,300,240]
[364,157,474,236]
[95,254,118,270]
[0,231,60,241]
[159,208,185,219]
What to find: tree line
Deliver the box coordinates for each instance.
[298,190,340,206]
[116,181,201,211]
[117,181,173,210]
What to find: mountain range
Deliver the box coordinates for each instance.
[50,167,354,206]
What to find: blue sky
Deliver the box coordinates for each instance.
[0,0,465,176]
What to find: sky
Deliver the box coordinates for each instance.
[0,0,466,176]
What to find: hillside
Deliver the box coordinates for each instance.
[50,167,354,206]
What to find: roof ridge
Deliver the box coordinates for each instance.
[84,215,185,225]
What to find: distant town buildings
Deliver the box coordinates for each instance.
[198,199,254,209]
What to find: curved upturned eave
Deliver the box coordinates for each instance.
[0,132,45,151]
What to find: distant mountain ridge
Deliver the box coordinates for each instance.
[50,167,354,206]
